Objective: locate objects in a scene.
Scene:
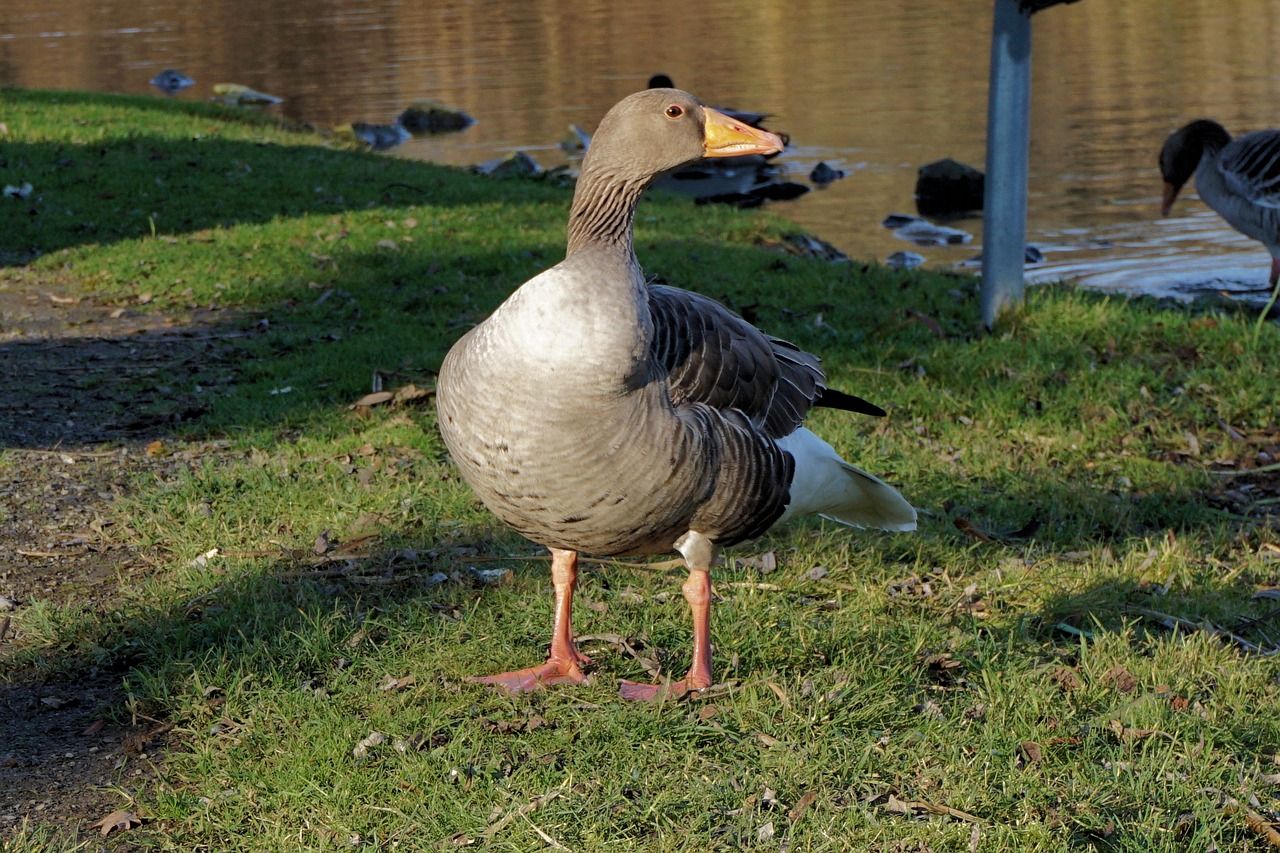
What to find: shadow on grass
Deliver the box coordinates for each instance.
[0,90,558,266]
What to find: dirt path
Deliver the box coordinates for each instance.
[0,283,245,837]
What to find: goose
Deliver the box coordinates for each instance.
[1159,119,1280,289]
[435,89,916,701]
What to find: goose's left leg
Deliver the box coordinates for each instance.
[619,531,716,701]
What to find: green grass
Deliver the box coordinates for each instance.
[3,87,1280,851]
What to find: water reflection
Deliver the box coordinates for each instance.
[3,0,1280,302]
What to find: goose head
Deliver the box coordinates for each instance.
[580,88,784,185]
[568,89,784,255]
[1158,119,1231,216]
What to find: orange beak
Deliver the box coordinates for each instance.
[1160,181,1179,217]
[701,107,784,158]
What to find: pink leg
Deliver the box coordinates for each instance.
[468,548,592,692]
[620,531,718,702]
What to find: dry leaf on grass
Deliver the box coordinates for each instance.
[882,793,984,824]
[352,730,386,760]
[1107,719,1174,742]
[953,518,994,543]
[1222,797,1280,848]
[1102,665,1138,693]
[380,674,417,692]
[788,791,817,822]
[89,809,142,836]
[1050,666,1083,692]
[1018,741,1043,763]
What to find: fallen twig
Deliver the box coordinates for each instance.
[883,793,985,824]
[481,791,562,839]
[1211,461,1280,477]
[1127,607,1276,655]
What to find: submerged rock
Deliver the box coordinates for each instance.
[883,214,972,246]
[398,101,475,135]
[886,251,926,270]
[341,122,411,151]
[810,161,846,185]
[476,151,541,178]
[915,157,984,215]
[210,83,282,107]
[150,69,194,96]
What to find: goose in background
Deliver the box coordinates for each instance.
[1159,119,1280,290]
[435,88,915,701]
[150,69,194,96]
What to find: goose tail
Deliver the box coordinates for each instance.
[776,428,917,532]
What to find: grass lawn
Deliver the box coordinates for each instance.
[2,87,1279,852]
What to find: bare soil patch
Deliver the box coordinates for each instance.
[0,284,245,838]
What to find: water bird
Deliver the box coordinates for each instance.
[150,69,193,96]
[436,89,915,701]
[1159,119,1280,290]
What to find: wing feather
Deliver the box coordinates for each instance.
[1220,130,1280,209]
[647,283,822,437]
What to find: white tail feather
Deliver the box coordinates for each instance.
[776,428,917,532]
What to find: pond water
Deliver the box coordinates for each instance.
[4,0,1280,304]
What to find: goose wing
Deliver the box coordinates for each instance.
[647,283,828,438]
[1219,130,1280,209]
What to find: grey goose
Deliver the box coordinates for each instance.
[1160,119,1280,290]
[435,88,916,701]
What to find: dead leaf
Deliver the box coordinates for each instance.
[1103,665,1138,693]
[90,809,142,836]
[82,720,106,736]
[466,567,513,586]
[788,791,817,822]
[907,309,945,338]
[1223,798,1280,848]
[393,383,433,402]
[1018,741,1043,763]
[352,730,386,759]
[953,518,994,543]
[1107,719,1174,742]
[756,732,781,748]
[144,439,167,457]
[1050,666,1083,692]
[380,674,417,692]
[313,529,334,555]
[353,390,395,408]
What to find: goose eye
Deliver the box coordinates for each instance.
[665,104,684,119]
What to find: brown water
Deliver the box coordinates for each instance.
[4,0,1280,302]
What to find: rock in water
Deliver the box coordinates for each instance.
[915,158,984,215]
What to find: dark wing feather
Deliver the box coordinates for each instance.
[647,284,822,437]
[684,405,794,546]
[1220,130,1280,208]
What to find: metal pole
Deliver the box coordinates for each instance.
[981,0,1033,329]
